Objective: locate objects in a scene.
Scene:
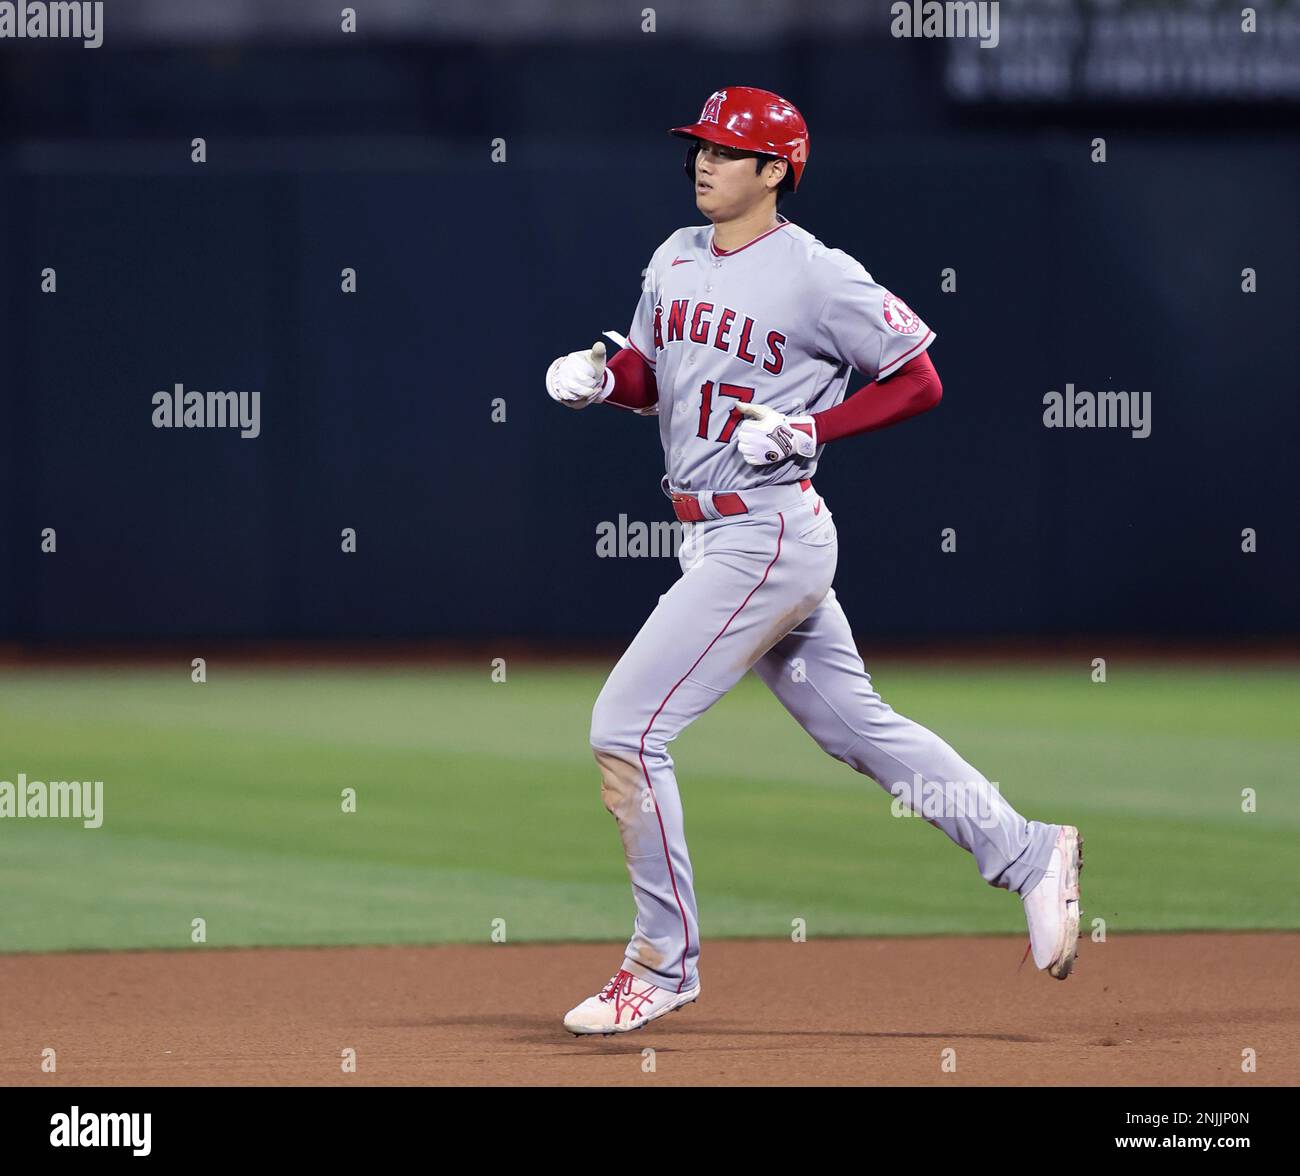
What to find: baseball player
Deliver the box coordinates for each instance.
[546,87,1083,1036]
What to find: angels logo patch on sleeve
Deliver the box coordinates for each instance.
[882,292,922,335]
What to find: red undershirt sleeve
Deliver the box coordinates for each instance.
[810,351,942,443]
[603,345,659,412]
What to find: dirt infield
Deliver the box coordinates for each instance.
[2,934,1296,1086]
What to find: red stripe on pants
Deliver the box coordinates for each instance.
[635,512,787,991]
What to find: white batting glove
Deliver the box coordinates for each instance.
[734,402,817,466]
[546,341,614,410]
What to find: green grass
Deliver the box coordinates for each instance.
[0,662,1295,952]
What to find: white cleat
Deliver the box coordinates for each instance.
[1021,825,1084,980]
[563,968,701,1036]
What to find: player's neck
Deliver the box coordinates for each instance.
[710,202,782,253]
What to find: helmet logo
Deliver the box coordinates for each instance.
[699,90,727,125]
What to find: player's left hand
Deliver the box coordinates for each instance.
[734,403,817,466]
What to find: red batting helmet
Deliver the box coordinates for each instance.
[670,86,810,191]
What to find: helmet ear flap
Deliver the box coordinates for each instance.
[683,140,701,183]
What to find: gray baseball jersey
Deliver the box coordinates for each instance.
[624,215,936,492]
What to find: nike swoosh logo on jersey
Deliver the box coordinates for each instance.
[671,257,693,266]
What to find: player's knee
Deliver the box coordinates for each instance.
[813,731,879,777]
[837,743,878,778]
[821,737,866,771]
[589,697,632,758]
[591,695,648,824]
[588,702,612,755]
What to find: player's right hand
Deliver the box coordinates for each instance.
[546,342,613,410]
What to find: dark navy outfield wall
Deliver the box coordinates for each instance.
[1,47,1296,643]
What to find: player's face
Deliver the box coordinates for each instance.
[693,140,782,220]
